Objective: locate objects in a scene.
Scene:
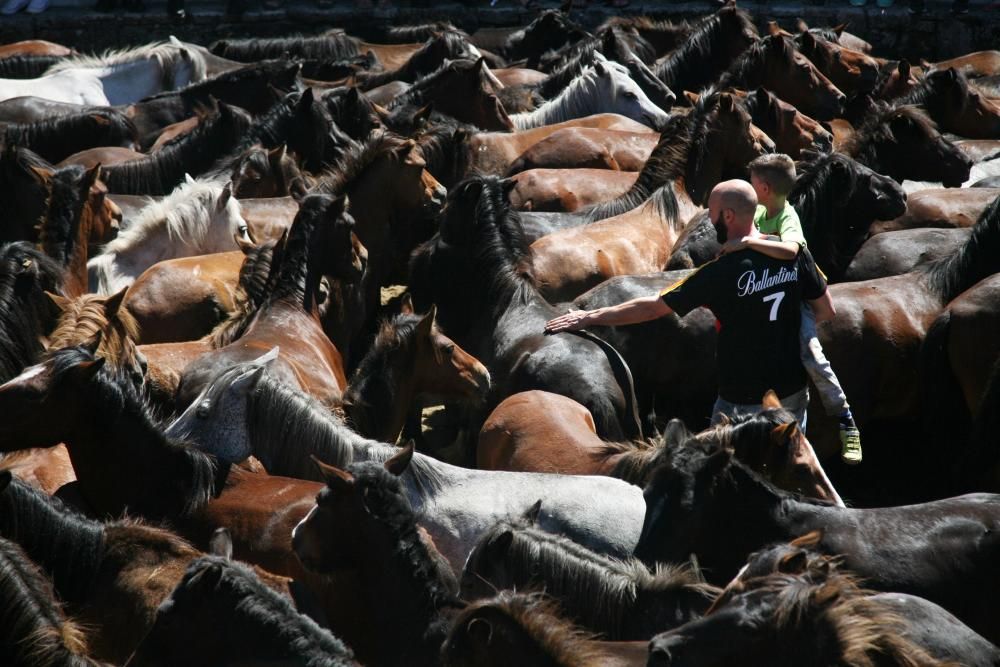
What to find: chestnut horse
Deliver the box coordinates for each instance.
[791,28,879,95]
[478,390,843,505]
[176,193,364,409]
[900,68,1000,139]
[506,128,657,174]
[509,168,638,212]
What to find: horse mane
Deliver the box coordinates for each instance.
[343,312,422,437]
[465,517,717,636]
[346,460,460,613]
[312,129,409,196]
[101,178,232,255]
[598,418,692,485]
[384,22,464,42]
[141,59,297,103]
[899,67,971,116]
[321,87,382,140]
[1,109,137,164]
[599,15,692,34]
[0,473,105,604]
[231,89,340,171]
[209,33,361,63]
[207,241,276,349]
[511,59,628,130]
[411,121,472,187]
[652,6,757,89]
[48,346,218,517]
[36,165,88,268]
[357,31,475,89]
[243,373,448,495]
[842,103,937,169]
[46,40,206,85]
[171,556,355,667]
[717,34,786,91]
[387,58,476,110]
[0,242,63,383]
[450,592,609,667]
[922,191,1000,303]
[535,40,602,99]
[101,103,251,195]
[0,537,97,666]
[756,573,950,667]
[0,54,65,78]
[47,293,140,362]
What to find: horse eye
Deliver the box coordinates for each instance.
[196,401,210,418]
[624,91,638,101]
[443,344,455,356]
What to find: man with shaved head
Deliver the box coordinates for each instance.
[545,179,835,427]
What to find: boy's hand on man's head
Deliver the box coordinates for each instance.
[719,236,752,255]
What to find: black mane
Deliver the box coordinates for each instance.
[922,191,1000,303]
[209,33,360,63]
[2,108,137,164]
[357,32,476,90]
[0,242,63,383]
[0,54,65,78]
[37,164,88,268]
[652,6,757,92]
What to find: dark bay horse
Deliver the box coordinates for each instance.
[791,28,879,95]
[900,67,1000,139]
[634,446,1000,643]
[292,450,460,665]
[126,557,358,667]
[460,502,719,640]
[409,175,642,441]
[0,242,63,384]
[741,87,834,158]
[167,356,647,573]
[648,571,950,667]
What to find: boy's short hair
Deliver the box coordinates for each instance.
[749,153,796,195]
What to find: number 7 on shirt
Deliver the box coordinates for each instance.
[762,291,785,322]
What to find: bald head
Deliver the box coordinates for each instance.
[708,179,758,241]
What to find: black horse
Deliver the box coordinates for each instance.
[409,175,641,441]
[634,445,1000,644]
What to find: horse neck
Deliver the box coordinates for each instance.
[0,481,105,604]
[95,59,167,106]
[609,445,664,485]
[512,73,599,129]
[344,349,413,444]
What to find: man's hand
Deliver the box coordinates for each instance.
[544,309,590,334]
[719,236,751,255]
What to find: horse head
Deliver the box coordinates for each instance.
[795,30,879,95]
[761,34,846,121]
[589,53,670,129]
[747,88,833,158]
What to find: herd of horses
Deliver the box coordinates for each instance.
[2,2,1000,664]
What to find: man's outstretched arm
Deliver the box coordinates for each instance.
[544,295,672,334]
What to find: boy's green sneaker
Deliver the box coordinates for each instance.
[840,426,862,465]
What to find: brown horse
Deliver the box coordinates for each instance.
[743,87,834,158]
[529,92,769,302]
[900,68,1000,139]
[148,116,199,152]
[871,187,999,234]
[874,59,921,101]
[478,390,843,505]
[926,50,1000,79]
[343,301,490,443]
[442,592,647,667]
[789,28,879,95]
[506,128,657,174]
[229,144,308,199]
[58,147,147,170]
[0,39,74,57]
[0,471,294,665]
[717,34,846,121]
[509,168,638,212]
[176,194,364,409]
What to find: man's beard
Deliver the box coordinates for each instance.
[714,213,728,244]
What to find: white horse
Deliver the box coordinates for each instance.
[510,53,670,130]
[0,39,206,106]
[167,350,647,573]
[87,175,250,295]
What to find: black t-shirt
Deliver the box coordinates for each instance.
[660,246,828,403]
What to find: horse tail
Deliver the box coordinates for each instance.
[921,311,972,492]
[571,329,644,441]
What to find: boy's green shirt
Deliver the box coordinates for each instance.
[754,201,807,248]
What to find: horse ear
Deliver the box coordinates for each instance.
[218,182,233,210]
[754,87,770,107]
[794,18,809,33]
[771,422,803,456]
[251,346,280,369]
[416,305,436,337]
[761,389,782,410]
[467,617,493,646]
[83,163,102,190]
[499,177,517,199]
[832,22,849,37]
[719,93,735,113]
[70,357,106,384]
[311,454,354,491]
[766,21,782,37]
[523,499,542,524]
[45,291,71,312]
[683,90,700,105]
[777,549,808,574]
[327,194,348,219]
[790,529,823,548]
[29,165,53,187]
[209,527,233,560]
[384,441,415,477]
[814,581,841,605]
[413,104,434,124]
[103,287,128,319]
[696,448,732,485]
[399,293,414,315]
[346,86,360,103]
[593,59,608,76]
[767,34,788,56]
[944,67,958,83]
[0,470,11,494]
[898,59,910,77]
[184,173,196,185]
[799,30,816,49]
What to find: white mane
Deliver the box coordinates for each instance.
[45,40,207,82]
